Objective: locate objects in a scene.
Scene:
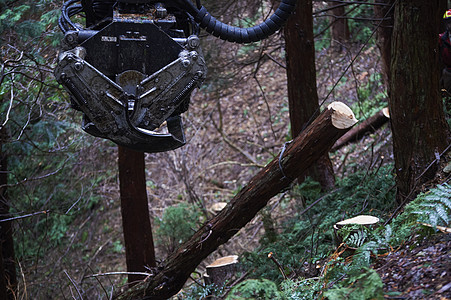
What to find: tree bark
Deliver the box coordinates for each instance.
[0,128,17,300]
[118,146,156,284]
[331,107,390,151]
[374,0,395,88]
[328,1,350,51]
[284,0,335,190]
[114,102,357,300]
[389,0,451,204]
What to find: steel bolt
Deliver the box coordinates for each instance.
[65,32,77,45]
[74,62,84,71]
[190,51,198,60]
[182,59,191,68]
[187,36,200,49]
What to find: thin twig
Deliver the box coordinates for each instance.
[87,265,110,300]
[267,252,287,280]
[64,270,83,300]
[0,210,48,223]
[83,272,152,279]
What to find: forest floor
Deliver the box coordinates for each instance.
[374,233,451,300]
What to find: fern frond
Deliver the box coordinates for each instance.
[427,211,438,228]
[434,204,449,225]
[347,230,367,248]
[425,195,451,207]
[384,225,392,242]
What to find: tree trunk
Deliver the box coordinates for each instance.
[0,128,17,300]
[284,0,335,190]
[328,1,350,50]
[118,146,156,284]
[374,0,395,88]
[389,0,451,204]
[114,102,357,300]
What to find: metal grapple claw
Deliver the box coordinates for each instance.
[55,7,207,153]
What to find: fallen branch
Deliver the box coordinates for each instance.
[115,102,358,300]
[331,107,389,151]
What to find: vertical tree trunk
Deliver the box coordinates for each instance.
[118,146,156,284]
[374,0,394,89]
[328,1,350,50]
[0,128,17,300]
[389,0,451,204]
[284,0,335,189]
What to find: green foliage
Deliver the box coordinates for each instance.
[391,183,451,233]
[443,96,451,128]
[354,72,387,119]
[342,227,368,248]
[0,4,30,33]
[346,3,375,44]
[0,0,113,262]
[242,165,396,285]
[324,268,384,300]
[178,283,225,300]
[154,203,203,253]
[112,240,124,254]
[410,184,451,227]
[279,278,323,300]
[226,278,282,300]
[240,165,405,299]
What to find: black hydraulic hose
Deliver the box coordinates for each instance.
[59,0,81,33]
[182,0,297,43]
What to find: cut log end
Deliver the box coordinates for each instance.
[327,102,358,129]
[382,107,390,118]
[335,215,380,227]
[206,255,238,268]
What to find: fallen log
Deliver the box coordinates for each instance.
[331,107,389,151]
[115,102,358,300]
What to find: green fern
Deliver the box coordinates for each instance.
[410,183,451,228]
[346,230,368,248]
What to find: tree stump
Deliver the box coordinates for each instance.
[204,255,239,287]
[333,215,380,248]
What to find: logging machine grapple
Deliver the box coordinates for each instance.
[55,0,297,152]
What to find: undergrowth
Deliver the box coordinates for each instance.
[181,168,451,299]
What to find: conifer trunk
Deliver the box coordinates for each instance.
[0,128,17,299]
[118,147,156,284]
[284,0,335,189]
[389,0,451,204]
[328,1,350,50]
[374,0,394,88]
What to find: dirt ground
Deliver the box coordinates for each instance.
[374,233,451,300]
